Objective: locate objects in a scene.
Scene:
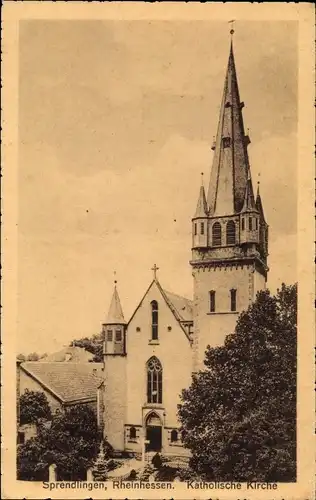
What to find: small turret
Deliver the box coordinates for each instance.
[192,174,208,249]
[102,282,126,355]
[256,182,269,259]
[240,171,259,246]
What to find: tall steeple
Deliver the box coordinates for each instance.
[207,39,252,216]
[190,30,269,372]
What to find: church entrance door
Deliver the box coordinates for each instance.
[146,426,162,452]
[145,412,162,452]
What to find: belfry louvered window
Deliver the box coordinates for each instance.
[212,222,222,246]
[226,220,236,245]
[147,356,162,404]
[151,300,158,340]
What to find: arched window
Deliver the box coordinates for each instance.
[171,430,178,442]
[226,220,236,245]
[212,222,222,246]
[147,357,162,404]
[151,300,158,340]
[230,289,237,312]
[194,223,197,235]
[200,222,204,235]
[129,426,136,440]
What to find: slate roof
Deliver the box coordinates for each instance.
[163,290,193,323]
[21,362,103,404]
[41,346,94,363]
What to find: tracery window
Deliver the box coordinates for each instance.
[147,356,162,404]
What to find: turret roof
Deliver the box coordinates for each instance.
[105,285,126,325]
[194,184,208,218]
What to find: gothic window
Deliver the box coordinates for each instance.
[249,217,253,231]
[209,290,216,313]
[241,218,245,231]
[115,329,122,342]
[171,430,178,442]
[200,222,204,235]
[107,330,113,341]
[255,218,258,230]
[212,222,222,246]
[147,356,162,404]
[129,426,136,440]
[230,289,237,312]
[151,300,158,340]
[226,220,236,245]
[194,223,197,235]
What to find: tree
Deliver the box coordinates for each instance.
[71,333,103,362]
[20,390,52,425]
[178,284,297,482]
[17,405,101,481]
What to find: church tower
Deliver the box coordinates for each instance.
[191,36,269,371]
[102,281,127,450]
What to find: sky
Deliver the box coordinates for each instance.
[18,20,297,355]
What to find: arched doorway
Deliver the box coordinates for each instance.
[145,412,162,452]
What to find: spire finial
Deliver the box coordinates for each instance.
[114,270,117,285]
[201,172,204,186]
[229,20,235,37]
[257,172,261,194]
[151,264,159,280]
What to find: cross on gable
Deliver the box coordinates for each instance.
[151,264,159,280]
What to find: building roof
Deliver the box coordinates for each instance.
[21,362,103,404]
[163,290,193,322]
[194,184,208,218]
[40,346,94,363]
[105,285,126,325]
[207,41,255,216]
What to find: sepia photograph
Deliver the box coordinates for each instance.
[1,2,314,500]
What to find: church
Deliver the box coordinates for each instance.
[100,36,269,457]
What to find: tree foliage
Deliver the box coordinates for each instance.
[20,390,52,425]
[71,333,103,362]
[178,284,297,482]
[17,405,101,481]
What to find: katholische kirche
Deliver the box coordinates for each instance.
[99,34,269,457]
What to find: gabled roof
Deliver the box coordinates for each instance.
[127,279,193,341]
[20,362,103,404]
[40,346,94,363]
[105,285,126,325]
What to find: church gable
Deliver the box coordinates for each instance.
[127,279,193,344]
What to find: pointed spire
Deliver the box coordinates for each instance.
[194,173,208,217]
[207,34,253,216]
[255,179,266,222]
[241,170,256,212]
[106,281,126,325]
